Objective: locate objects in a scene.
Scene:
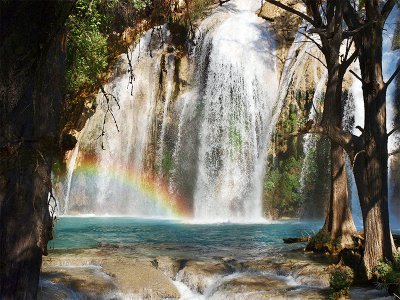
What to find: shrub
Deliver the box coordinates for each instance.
[328,265,354,300]
[373,258,400,295]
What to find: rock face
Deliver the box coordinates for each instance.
[0,2,74,298]
[261,0,331,219]
[40,250,180,299]
[258,0,302,76]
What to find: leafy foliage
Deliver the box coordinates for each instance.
[65,0,151,93]
[373,256,400,295]
[328,265,354,300]
[264,156,303,217]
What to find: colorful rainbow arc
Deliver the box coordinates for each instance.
[71,157,192,219]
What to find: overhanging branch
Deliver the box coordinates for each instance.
[266,0,317,27]
[388,125,400,137]
[306,51,327,68]
[350,69,364,83]
[385,63,400,89]
[284,120,362,161]
[343,21,376,38]
[297,30,323,51]
[381,0,398,22]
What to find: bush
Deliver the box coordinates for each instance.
[66,0,111,92]
[329,265,354,300]
[373,258,400,295]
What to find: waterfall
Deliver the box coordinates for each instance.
[59,0,282,222]
[299,70,327,198]
[156,53,175,178]
[63,141,80,214]
[174,0,279,222]
[63,26,173,216]
[383,6,400,228]
[344,69,364,227]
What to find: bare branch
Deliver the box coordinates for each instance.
[126,46,136,96]
[219,0,231,5]
[340,48,358,75]
[343,21,376,38]
[388,125,400,137]
[266,0,317,27]
[97,85,121,150]
[385,63,400,89]
[350,69,363,83]
[297,30,323,51]
[306,51,327,68]
[343,0,363,30]
[381,0,398,22]
[356,126,364,133]
[284,120,363,161]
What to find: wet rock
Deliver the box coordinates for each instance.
[40,265,116,299]
[242,257,330,288]
[155,256,183,279]
[42,250,180,299]
[218,274,289,293]
[177,260,231,293]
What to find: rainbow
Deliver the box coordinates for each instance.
[71,156,192,219]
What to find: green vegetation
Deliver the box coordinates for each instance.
[373,256,400,295]
[66,0,152,93]
[264,156,303,217]
[328,265,354,300]
[161,148,174,176]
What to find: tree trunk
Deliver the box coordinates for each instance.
[321,58,357,250]
[356,17,395,278]
[0,2,74,298]
[324,143,357,247]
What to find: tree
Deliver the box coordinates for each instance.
[266,0,358,251]
[342,0,399,277]
[0,1,75,298]
[274,0,400,279]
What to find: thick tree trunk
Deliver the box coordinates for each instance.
[324,143,357,247]
[321,61,357,250]
[0,2,74,298]
[356,18,395,278]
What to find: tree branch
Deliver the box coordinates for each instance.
[381,0,398,22]
[343,21,376,38]
[343,0,363,30]
[388,125,400,137]
[219,0,231,5]
[385,63,400,89]
[285,120,362,159]
[97,85,121,150]
[297,30,323,51]
[306,51,327,68]
[266,0,317,27]
[350,69,364,83]
[340,48,358,75]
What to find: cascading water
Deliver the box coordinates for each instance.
[344,66,364,227]
[63,141,80,214]
[60,0,281,222]
[173,0,279,222]
[63,26,174,216]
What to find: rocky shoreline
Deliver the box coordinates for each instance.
[39,245,389,299]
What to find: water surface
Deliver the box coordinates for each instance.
[51,217,323,259]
